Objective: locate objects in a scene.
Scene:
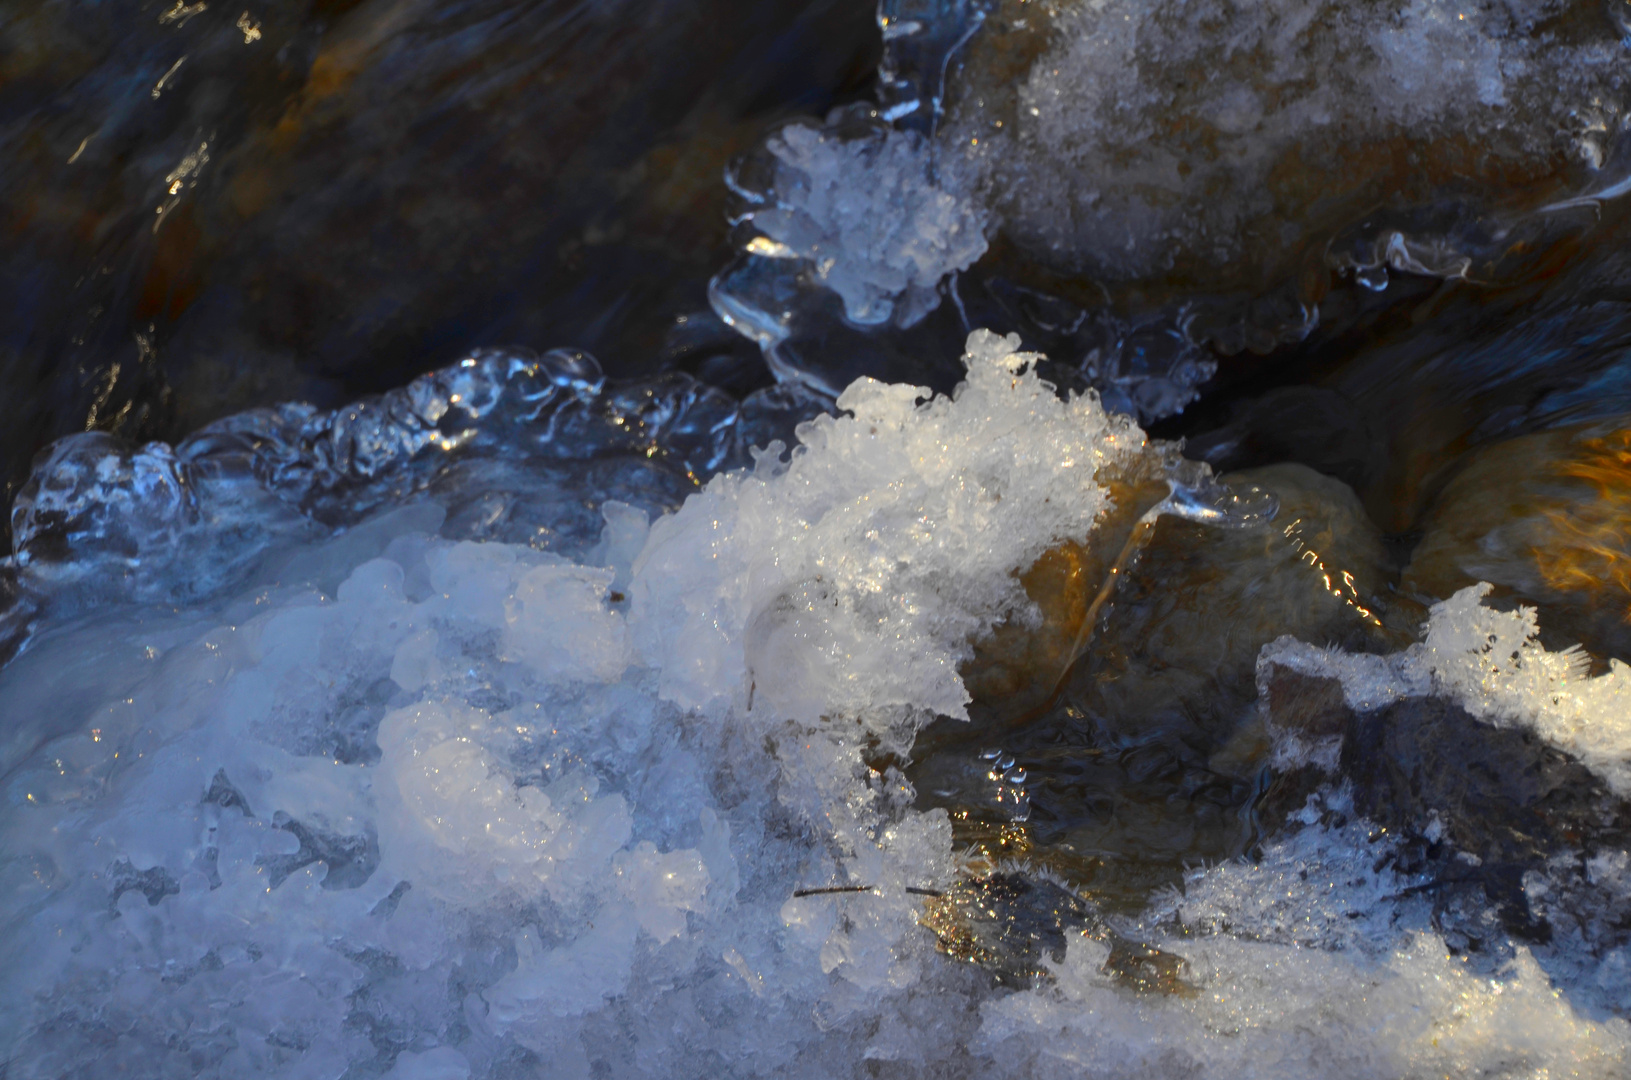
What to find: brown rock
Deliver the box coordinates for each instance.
[1404,417,1631,663]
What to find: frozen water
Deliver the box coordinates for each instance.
[3,335,1630,1076]
[632,328,1141,727]
[4,346,829,636]
[975,790,1631,1079]
[728,106,989,329]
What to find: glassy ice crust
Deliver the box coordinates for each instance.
[748,117,989,327]
[1262,583,1631,796]
[3,337,1629,1077]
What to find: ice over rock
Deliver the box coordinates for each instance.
[1262,583,1631,795]
[946,0,1630,287]
[3,332,1630,1076]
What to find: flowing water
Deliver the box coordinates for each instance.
[4,2,1631,1078]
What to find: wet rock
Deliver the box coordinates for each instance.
[1404,417,1631,663]
[1184,386,1382,499]
[1255,662,1631,1003]
[917,461,1400,896]
[1342,695,1631,914]
[957,452,1173,725]
[1340,694,1631,996]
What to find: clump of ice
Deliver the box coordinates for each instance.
[745,112,989,327]
[1261,583,1631,795]
[983,922,1631,1079]
[632,328,1141,728]
[0,330,1134,1076]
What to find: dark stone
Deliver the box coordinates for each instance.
[1340,696,1631,884]
[1184,386,1381,497]
[1260,666,1351,740]
[107,858,180,915]
[259,812,380,891]
[1252,669,1631,988]
[202,768,254,816]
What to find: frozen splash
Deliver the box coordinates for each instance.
[3,332,1629,1077]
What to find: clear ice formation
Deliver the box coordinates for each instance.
[708,102,1218,421]
[6,346,829,619]
[875,0,995,130]
[3,331,1629,1077]
[733,108,989,330]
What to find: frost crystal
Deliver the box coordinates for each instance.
[747,115,989,328]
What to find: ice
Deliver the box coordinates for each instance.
[1262,582,1631,795]
[734,107,989,329]
[974,791,1631,1078]
[5,334,1631,1076]
[2,345,827,656]
[630,328,1140,727]
[981,929,1631,1079]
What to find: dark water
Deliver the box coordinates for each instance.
[0,0,880,531]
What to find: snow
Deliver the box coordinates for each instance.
[951,0,1627,283]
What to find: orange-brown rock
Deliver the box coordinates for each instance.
[1404,417,1631,663]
